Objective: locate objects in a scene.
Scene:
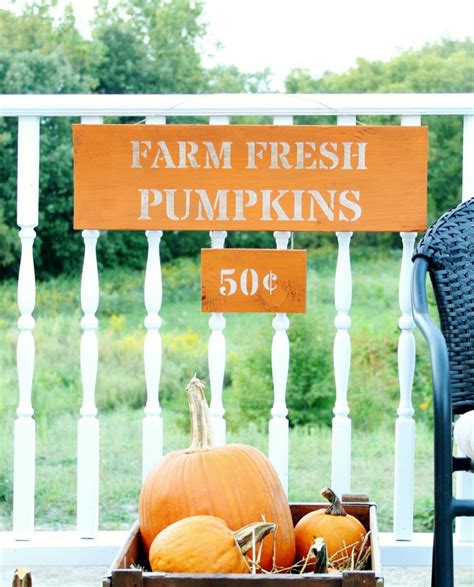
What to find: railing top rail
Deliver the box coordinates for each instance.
[1,93,473,117]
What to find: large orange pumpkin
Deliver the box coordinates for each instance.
[149,515,275,574]
[139,376,295,571]
[294,488,367,568]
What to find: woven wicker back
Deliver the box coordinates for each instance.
[414,198,474,414]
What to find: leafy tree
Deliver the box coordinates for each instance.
[207,65,273,94]
[0,1,101,86]
[92,0,207,94]
[286,40,474,224]
[286,40,473,95]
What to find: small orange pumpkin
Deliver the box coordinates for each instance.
[294,487,367,568]
[139,377,295,571]
[149,515,275,574]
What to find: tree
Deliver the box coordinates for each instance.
[206,65,273,94]
[286,40,473,94]
[0,1,101,86]
[92,0,207,94]
[286,40,474,224]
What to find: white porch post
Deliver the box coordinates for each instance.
[142,115,166,480]
[462,114,474,202]
[207,114,230,446]
[13,116,40,540]
[77,116,102,538]
[456,113,474,542]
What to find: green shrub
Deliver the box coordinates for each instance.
[229,312,335,428]
[162,257,202,302]
[414,497,434,532]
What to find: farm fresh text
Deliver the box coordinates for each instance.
[132,139,366,223]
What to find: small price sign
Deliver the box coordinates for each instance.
[201,249,306,313]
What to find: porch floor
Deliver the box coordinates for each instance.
[2,566,473,586]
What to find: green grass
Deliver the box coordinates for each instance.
[0,249,436,533]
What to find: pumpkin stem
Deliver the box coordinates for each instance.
[186,376,214,451]
[12,568,32,587]
[312,537,328,574]
[321,487,347,516]
[233,522,276,556]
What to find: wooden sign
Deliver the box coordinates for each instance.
[201,249,306,313]
[73,124,427,232]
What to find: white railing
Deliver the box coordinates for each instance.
[1,93,473,566]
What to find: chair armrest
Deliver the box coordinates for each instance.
[412,257,452,420]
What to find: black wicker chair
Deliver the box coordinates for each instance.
[412,198,474,587]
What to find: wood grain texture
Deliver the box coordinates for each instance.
[106,502,383,585]
[73,125,427,232]
[111,569,144,587]
[201,249,306,313]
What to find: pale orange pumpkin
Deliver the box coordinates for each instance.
[149,515,275,574]
[294,488,367,568]
[139,376,295,571]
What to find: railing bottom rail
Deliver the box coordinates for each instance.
[1,531,473,568]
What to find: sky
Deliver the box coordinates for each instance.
[1,0,472,90]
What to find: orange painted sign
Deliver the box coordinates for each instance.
[201,249,306,313]
[73,124,427,231]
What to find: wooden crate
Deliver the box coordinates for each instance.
[103,497,383,586]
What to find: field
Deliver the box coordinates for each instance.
[0,245,436,533]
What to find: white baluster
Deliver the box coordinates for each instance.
[331,231,353,496]
[331,114,356,497]
[208,230,227,446]
[13,116,39,540]
[456,113,474,541]
[268,114,293,493]
[207,114,230,446]
[337,115,357,127]
[141,115,166,479]
[393,231,417,540]
[13,117,40,540]
[142,229,164,479]
[392,115,420,540]
[145,115,166,125]
[77,229,100,538]
[269,230,291,494]
[209,115,230,125]
[77,115,102,538]
[272,115,293,126]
